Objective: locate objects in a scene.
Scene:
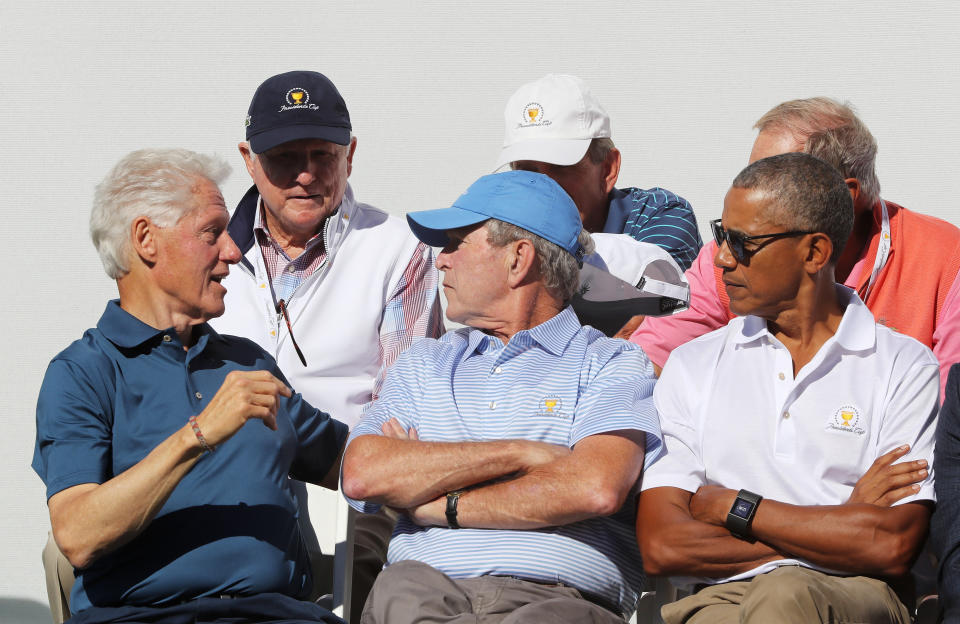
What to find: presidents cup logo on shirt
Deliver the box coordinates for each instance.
[280,87,319,112]
[538,396,565,418]
[519,102,550,128]
[827,404,865,436]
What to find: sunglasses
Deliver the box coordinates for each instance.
[710,219,816,265]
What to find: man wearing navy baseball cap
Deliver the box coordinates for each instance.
[341,170,663,623]
[210,71,443,620]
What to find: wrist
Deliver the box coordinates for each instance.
[446,490,465,529]
[178,420,206,459]
[725,489,763,540]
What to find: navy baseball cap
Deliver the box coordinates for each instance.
[245,70,352,153]
[407,171,585,262]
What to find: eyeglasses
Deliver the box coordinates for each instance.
[710,219,816,265]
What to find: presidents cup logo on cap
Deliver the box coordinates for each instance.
[827,404,865,436]
[280,87,319,112]
[519,102,550,128]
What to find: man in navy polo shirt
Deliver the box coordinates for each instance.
[32,149,347,623]
[341,171,663,623]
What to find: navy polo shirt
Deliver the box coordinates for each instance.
[32,300,348,613]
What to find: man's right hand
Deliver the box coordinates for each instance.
[846,444,928,506]
[192,370,291,448]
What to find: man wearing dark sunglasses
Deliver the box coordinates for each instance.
[637,152,936,624]
[631,97,960,402]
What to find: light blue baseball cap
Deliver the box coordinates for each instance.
[406,170,585,262]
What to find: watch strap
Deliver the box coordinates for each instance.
[445,490,464,529]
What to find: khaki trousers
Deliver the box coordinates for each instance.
[361,559,624,624]
[662,566,911,624]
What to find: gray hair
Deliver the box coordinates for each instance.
[484,219,595,303]
[732,152,854,263]
[754,97,880,207]
[91,148,231,279]
[585,137,616,165]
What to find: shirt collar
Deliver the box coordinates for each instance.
[96,299,220,351]
[733,285,875,353]
[465,306,582,357]
[602,188,631,233]
[228,183,358,263]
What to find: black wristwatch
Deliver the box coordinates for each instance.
[725,489,762,540]
[445,490,464,529]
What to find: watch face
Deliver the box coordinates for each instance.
[731,499,755,520]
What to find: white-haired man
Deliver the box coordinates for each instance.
[342,170,663,623]
[632,97,960,398]
[210,71,444,617]
[32,149,347,623]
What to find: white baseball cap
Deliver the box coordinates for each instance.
[572,234,690,335]
[495,74,611,171]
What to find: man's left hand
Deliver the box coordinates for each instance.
[690,484,738,527]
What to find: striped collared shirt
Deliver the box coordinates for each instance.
[346,307,662,616]
[254,204,443,391]
[605,186,703,271]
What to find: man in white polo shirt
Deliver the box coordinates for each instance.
[637,152,937,623]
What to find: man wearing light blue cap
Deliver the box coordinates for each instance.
[341,170,663,623]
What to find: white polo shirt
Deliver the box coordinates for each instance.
[641,286,939,588]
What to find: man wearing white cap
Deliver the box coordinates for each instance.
[341,170,663,623]
[497,74,702,272]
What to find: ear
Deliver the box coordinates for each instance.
[802,232,834,274]
[603,147,620,194]
[239,142,257,180]
[345,136,358,178]
[505,238,538,288]
[845,177,861,206]
[130,216,160,265]
[602,147,622,194]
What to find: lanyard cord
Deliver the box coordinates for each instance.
[858,200,891,303]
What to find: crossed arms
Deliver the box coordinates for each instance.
[637,445,932,579]
[342,422,646,529]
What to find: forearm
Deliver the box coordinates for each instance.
[415,465,625,530]
[750,500,927,576]
[637,489,782,577]
[50,423,203,568]
[342,435,559,508]
[410,432,646,529]
[692,487,929,576]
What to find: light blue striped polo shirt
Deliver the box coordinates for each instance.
[345,307,662,616]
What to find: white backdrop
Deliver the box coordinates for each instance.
[2,1,959,617]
